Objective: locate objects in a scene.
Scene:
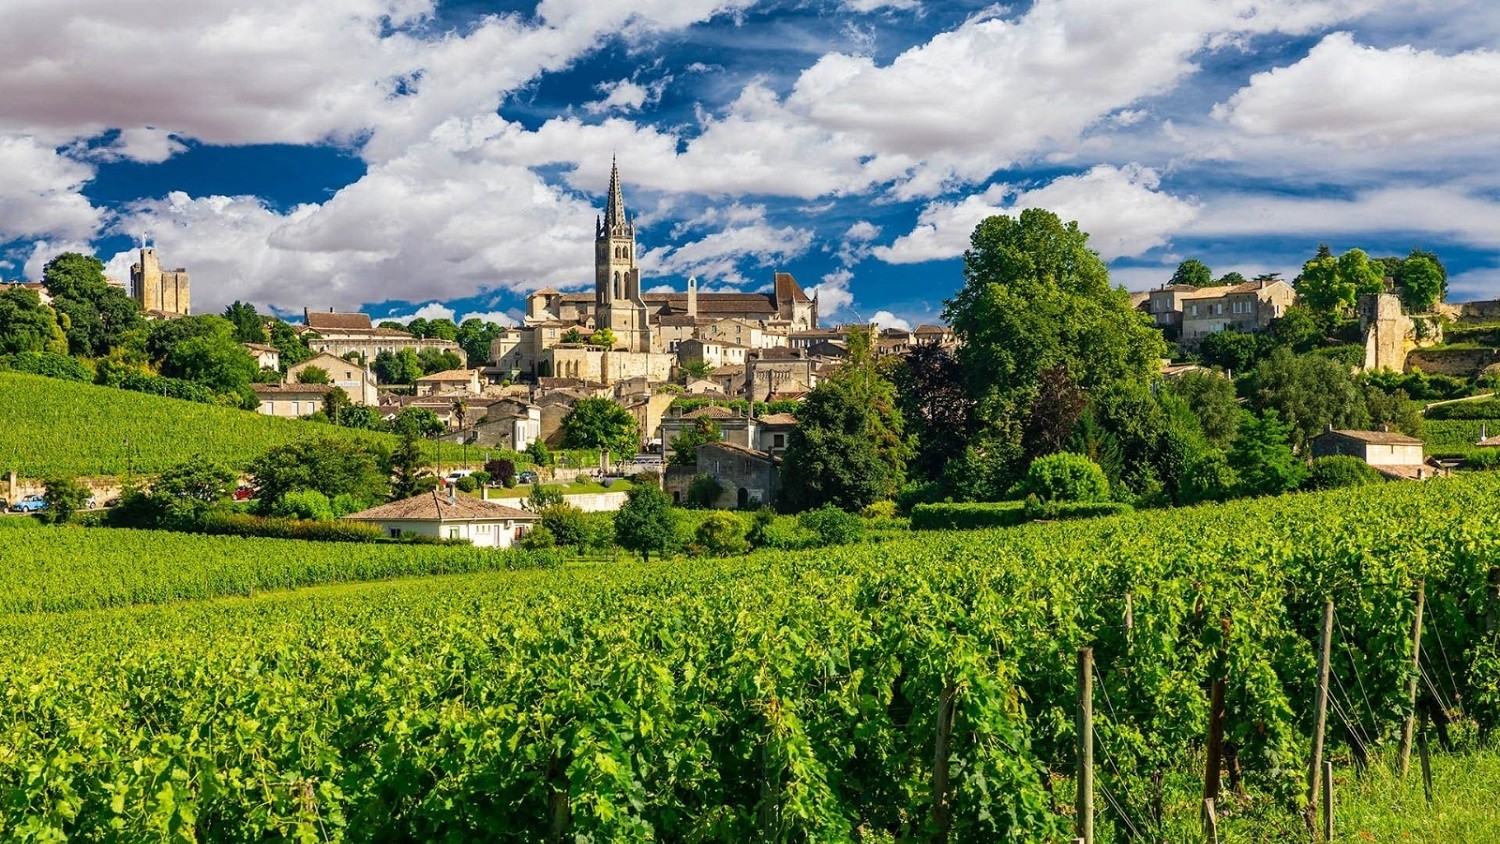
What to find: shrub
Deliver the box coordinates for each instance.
[861,500,897,520]
[519,524,556,550]
[485,459,517,487]
[798,506,865,546]
[470,471,491,486]
[695,511,749,556]
[540,504,590,549]
[197,512,383,542]
[1,351,92,383]
[1304,456,1383,490]
[1016,453,1111,503]
[42,476,90,524]
[1469,449,1500,470]
[455,475,479,493]
[910,502,1028,531]
[269,489,335,521]
[686,474,724,509]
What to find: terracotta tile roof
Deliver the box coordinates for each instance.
[684,405,738,419]
[1320,428,1425,446]
[530,287,561,295]
[305,311,374,331]
[711,365,745,376]
[700,441,780,463]
[656,314,699,326]
[767,391,809,402]
[1476,435,1500,447]
[913,324,948,334]
[243,342,279,352]
[415,368,476,381]
[344,490,537,522]
[757,412,798,426]
[251,383,333,395]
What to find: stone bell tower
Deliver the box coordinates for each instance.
[594,157,649,352]
[130,245,190,316]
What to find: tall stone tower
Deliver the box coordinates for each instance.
[130,247,190,316]
[594,158,650,352]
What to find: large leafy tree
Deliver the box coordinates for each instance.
[1239,348,1370,449]
[1021,363,1087,463]
[1165,370,1240,448]
[613,484,676,562]
[248,438,389,513]
[268,319,313,367]
[1396,253,1445,312]
[890,343,972,482]
[560,398,639,465]
[456,318,504,365]
[0,287,68,354]
[779,378,893,512]
[1169,258,1213,288]
[223,301,269,343]
[42,252,142,357]
[1295,246,1385,314]
[373,348,424,384]
[1229,410,1308,496]
[945,209,1165,479]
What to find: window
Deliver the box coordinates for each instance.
[389,528,401,539]
[772,433,785,448]
[447,527,461,540]
[1190,304,1198,317]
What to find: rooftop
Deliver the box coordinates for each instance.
[344,490,537,523]
[1319,428,1425,446]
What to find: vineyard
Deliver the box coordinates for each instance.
[0,371,484,477]
[4,476,1500,840]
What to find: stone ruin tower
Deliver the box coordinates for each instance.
[130,246,190,316]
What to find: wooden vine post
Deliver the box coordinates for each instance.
[1418,711,1434,804]
[1321,760,1334,842]
[1307,599,1334,830]
[932,681,958,843]
[1487,567,1500,635]
[1076,648,1094,844]
[1398,582,1426,778]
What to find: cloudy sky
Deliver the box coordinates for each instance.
[3,0,1499,330]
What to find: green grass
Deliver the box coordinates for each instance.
[483,479,635,499]
[0,371,496,477]
[1333,749,1500,842]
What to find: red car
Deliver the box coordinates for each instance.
[232,486,257,501]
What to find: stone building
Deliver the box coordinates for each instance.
[664,442,780,509]
[130,247,190,316]
[287,352,379,406]
[1178,279,1296,343]
[299,309,467,366]
[1310,426,1433,480]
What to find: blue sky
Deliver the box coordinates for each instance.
[3,0,1500,331]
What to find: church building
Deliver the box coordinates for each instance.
[513,160,820,379]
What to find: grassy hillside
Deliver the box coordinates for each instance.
[0,371,478,477]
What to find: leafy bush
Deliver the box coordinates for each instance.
[1303,456,1383,490]
[41,476,90,524]
[1,351,92,383]
[540,504,598,551]
[1014,453,1111,503]
[747,507,817,550]
[861,500,897,520]
[519,524,556,550]
[695,510,749,556]
[485,458,517,487]
[268,489,335,521]
[455,476,480,493]
[1467,449,1500,470]
[797,506,865,546]
[910,502,1028,531]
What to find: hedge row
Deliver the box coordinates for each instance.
[909,501,1028,531]
[910,500,1132,531]
[198,512,386,543]
[1427,399,1500,420]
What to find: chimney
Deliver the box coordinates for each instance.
[1380,423,1390,433]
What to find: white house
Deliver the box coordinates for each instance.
[342,489,539,547]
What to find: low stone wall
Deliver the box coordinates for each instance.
[1406,348,1500,377]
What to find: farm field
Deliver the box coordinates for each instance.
[0,371,486,478]
[5,476,1500,840]
[1424,418,1493,457]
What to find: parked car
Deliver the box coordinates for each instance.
[10,494,48,513]
[517,471,538,485]
[0,498,7,512]
[232,486,257,501]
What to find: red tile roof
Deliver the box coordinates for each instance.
[343,490,537,522]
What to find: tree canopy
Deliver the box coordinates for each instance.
[1169,259,1213,288]
[42,252,142,357]
[560,398,639,463]
[1295,246,1384,314]
[0,287,68,355]
[613,485,676,562]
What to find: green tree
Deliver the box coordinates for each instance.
[669,416,722,467]
[417,347,462,374]
[540,504,590,549]
[1215,271,1246,287]
[561,398,639,467]
[1268,305,1327,353]
[1229,410,1308,496]
[1363,386,1422,438]
[695,510,749,556]
[1014,452,1109,503]
[1197,330,1266,373]
[1169,258,1213,288]
[322,387,353,424]
[1295,246,1384,314]
[0,286,68,355]
[248,438,389,513]
[1396,254,1445,312]
[296,365,330,384]
[779,378,892,512]
[389,427,427,500]
[588,327,618,348]
[268,319,313,367]
[390,407,445,436]
[560,328,585,344]
[891,343,973,482]
[41,476,90,524]
[677,359,713,381]
[1240,348,1370,449]
[945,209,1164,481]
[374,349,423,384]
[162,333,258,397]
[614,484,676,562]
[526,439,552,474]
[425,318,460,341]
[456,318,504,366]
[1165,370,1241,448]
[42,252,143,357]
[151,460,237,526]
[223,301,269,343]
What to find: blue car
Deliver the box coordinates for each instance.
[10,494,47,513]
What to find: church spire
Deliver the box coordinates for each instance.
[604,155,629,237]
